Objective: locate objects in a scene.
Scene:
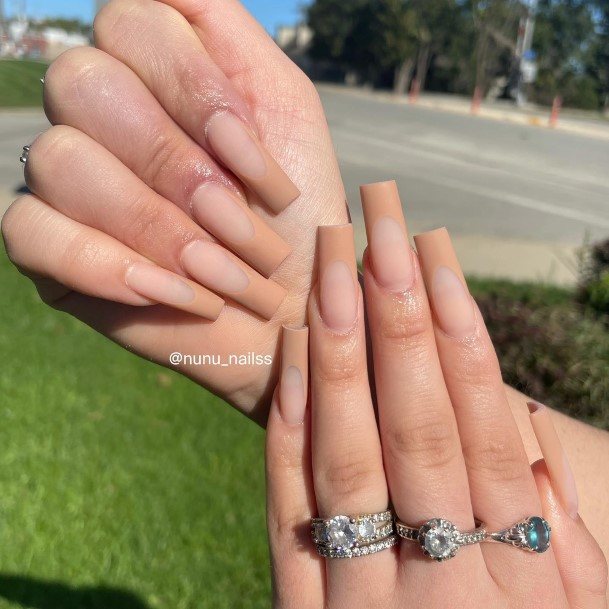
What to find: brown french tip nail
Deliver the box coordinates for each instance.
[181,241,287,320]
[317,224,358,333]
[191,183,292,276]
[528,401,579,519]
[206,112,300,214]
[414,227,475,338]
[125,263,224,321]
[279,326,309,425]
[360,180,414,292]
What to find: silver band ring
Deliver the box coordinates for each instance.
[484,516,551,553]
[20,145,30,165]
[311,510,395,558]
[396,517,486,562]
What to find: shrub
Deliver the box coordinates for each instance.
[578,238,609,315]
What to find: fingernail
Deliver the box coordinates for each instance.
[125,262,224,321]
[181,240,286,320]
[279,326,309,425]
[206,112,300,214]
[528,401,579,519]
[414,228,475,338]
[191,183,291,276]
[360,180,414,291]
[318,225,358,333]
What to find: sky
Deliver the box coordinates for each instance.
[5,0,304,34]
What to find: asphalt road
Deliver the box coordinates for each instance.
[2,88,609,282]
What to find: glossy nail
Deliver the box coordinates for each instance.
[279,326,309,425]
[125,262,224,321]
[528,401,579,519]
[191,183,292,276]
[318,224,358,333]
[414,228,475,338]
[360,180,414,291]
[206,112,300,214]
[181,240,286,320]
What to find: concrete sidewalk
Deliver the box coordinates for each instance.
[318,83,609,143]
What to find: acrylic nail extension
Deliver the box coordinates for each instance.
[191,183,291,277]
[414,228,475,339]
[317,224,358,333]
[206,112,300,214]
[360,180,414,292]
[279,326,309,426]
[125,262,224,321]
[528,402,579,520]
[181,240,286,320]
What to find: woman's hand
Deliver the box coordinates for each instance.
[1,0,348,422]
[266,182,608,608]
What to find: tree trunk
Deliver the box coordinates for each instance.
[474,27,489,96]
[394,58,414,96]
[416,44,431,92]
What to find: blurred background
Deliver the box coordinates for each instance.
[1,1,609,608]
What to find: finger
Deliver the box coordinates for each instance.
[308,225,395,599]
[1,195,223,320]
[414,229,543,572]
[94,0,300,214]
[360,182,479,562]
[529,404,608,608]
[43,47,291,277]
[25,126,286,320]
[266,327,323,609]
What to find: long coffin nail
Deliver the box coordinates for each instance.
[279,326,309,425]
[360,180,414,292]
[125,262,224,321]
[206,112,300,214]
[191,183,291,276]
[528,401,579,519]
[181,240,286,320]
[318,224,358,333]
[414,228,475,338]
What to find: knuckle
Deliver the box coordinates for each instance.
[142,132,183,190]
[94,0,141,46]
[318,454,380,499]
[463,436,529,484]
[385,415,460,470]
[377,296,431,346]
[313,338,366,386]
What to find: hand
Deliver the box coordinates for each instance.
[266,182,607,608]
[1,0,348,423]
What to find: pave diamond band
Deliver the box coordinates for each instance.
[484,516,551,553]
[396,518,486,562]
[311,510,395,558]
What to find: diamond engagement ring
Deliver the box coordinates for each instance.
[396,518,486,562]
[484,516,551,553]
[311,510,397,558]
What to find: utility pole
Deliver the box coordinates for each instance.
[514,0,537,105]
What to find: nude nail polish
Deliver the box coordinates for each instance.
[414,228,475,338]
[317,224,358,333]
[181,240,286,320]
[191,183,292,276]
[279,326,309,425]
[360,180,414,292]
[528,401,579,519]
[206,112,300,214]
[125,262,224,321]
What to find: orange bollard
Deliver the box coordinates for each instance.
[408,78,420,104]
[471,86,482,115]
[549,95,562,128]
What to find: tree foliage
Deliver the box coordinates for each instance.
[306,0,609,110]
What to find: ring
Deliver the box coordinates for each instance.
[484,516,551,553]
[396,517,486,562]
[311,510,396,558]
[19,145,30,164]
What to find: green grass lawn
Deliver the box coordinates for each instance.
[0,60,47,108]
[0,249,269,609]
